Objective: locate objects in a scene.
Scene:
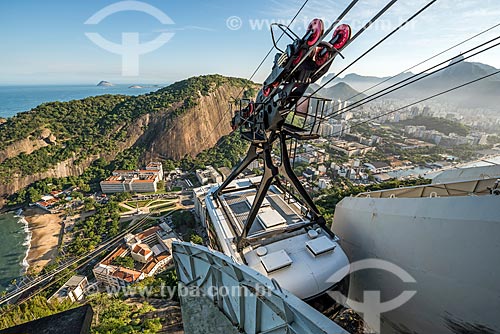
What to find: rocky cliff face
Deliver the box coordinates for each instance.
[145,85,239,160]
[0,75,257,200]
[0,114,150,199]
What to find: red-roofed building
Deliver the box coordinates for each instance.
[100,162,164,194]
[93,224,179,290]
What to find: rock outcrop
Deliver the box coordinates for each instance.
[0,75,258,200]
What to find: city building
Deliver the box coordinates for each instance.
[364,162,392,174]
[93,224,179,289]
[218,167,233,181]
[196,165,223,185]
[48,275,88,303]
[193,184,216,227]
[330,140,376,157]
[398,139,436,150]
[318,178,331,189]
[100,162,163,194]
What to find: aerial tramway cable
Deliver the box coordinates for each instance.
[322,35,500,121]
[233,0,312,102]
[324,70,500,138]
[323,21,500,112]
[209,0,363,148]
[302,0,438,107]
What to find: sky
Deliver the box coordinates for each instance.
[0,0,500,85]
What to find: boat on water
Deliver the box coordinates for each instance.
[194,177,350,301]
[333,177,500,334]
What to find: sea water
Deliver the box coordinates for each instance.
[0,84,162,118]
[0,212,30,292]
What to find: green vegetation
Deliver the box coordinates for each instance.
[0,273,180,333]
[189,233,204,245]
[7,148,141,206]
[150,202,175,211]
[118,205,133,213]
[399,116,470,136]
[0,296,75,330]
[0,75,254,184]
[163,131,249,173]
[124,199,175,211]
[148,199,170,206]
[129,199,154,207]
[90,294,162,334]
[131,269,179,301]
[0,295,162,333]
[316,178,431,223]
[112,256,135,270]
[170,210,198,240]
[66,197,122,256]
[171,210,196,229]
[487,135,500,145]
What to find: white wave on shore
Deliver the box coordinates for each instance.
[14,210,31,275]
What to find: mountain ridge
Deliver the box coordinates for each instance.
[320,58,500,109]
[0,75,258,200]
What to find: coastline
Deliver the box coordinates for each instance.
[22,207,62,274]
[387,153,500,180]
[14,212,32,275]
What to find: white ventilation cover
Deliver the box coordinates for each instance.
[306,236,336,256]
[260,250,293,273]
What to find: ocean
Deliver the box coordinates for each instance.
[0,84,162,118]
[0,212,30,292]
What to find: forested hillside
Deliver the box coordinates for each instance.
[0,75,258,201]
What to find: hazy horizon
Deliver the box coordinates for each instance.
[1,0,500,85]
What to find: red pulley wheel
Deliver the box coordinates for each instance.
[248,102,254,115]
[306,19,324,46]
[332,24,351,50]
[314,42,333,67]
[292,49,304,66]
[262,86,271,97]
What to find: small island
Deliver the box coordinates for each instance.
[97,80,114,87]
[129,85,144,89]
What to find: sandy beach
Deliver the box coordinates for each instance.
[23,207,62,274]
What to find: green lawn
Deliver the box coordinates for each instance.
[151,206,178,216]
[148,199,172,207]
[150,202,176,211]
[118,205,132,213]
[125,199,152,208]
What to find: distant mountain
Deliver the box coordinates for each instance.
[322,72,415,92]
[319,56,500,109]
[383,57,500,108]
[307,82,366,102]
[320,73,337,86]
[97,81,114,87]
